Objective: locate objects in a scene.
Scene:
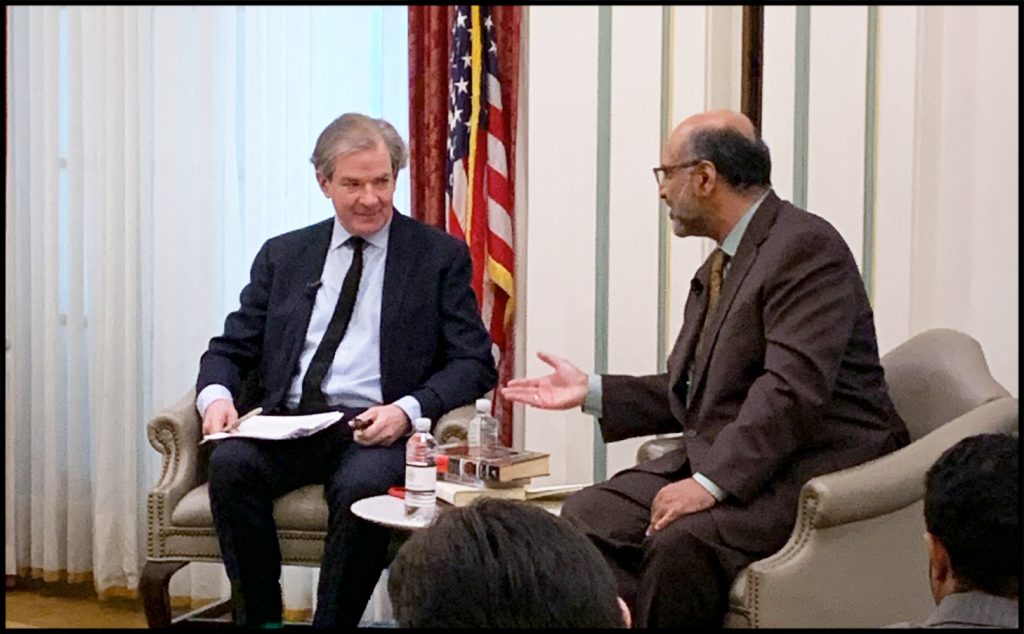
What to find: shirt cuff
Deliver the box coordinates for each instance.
[196,384,233,418]
[693,472,726,502]
[392,395,422,428]
[582,374,603,418]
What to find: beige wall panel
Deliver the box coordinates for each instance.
[605,6,664,476]
[761,6,796,202]
[873,6,917,355]
[668,6,715,345]
[965,7,1017,394]
[806,6,868,268]
[523,6,599,485]
[705,5,743,111]
[911,6,1018,395]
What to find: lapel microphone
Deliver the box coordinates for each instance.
[690,278,704,296]
[305,280,323,298]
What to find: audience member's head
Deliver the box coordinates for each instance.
[387,497,630,628]
[923,433,1019,603]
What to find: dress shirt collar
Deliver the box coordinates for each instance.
[330,211,394,252]
[719,189,770,258]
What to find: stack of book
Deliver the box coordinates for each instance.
[436,443,550,486]
[435,443,563,507]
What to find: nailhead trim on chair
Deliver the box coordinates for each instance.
[744,491,821,628]
[155,528,330,564]
[147,495,164,558]
[149,423,180,492]
[147,424,177,559]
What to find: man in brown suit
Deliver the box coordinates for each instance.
[502,109,910,628]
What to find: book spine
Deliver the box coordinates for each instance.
[441,451,548,484]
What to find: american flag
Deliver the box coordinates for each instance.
[446,5,515,437]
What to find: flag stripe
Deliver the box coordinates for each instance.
[446,5,515,435]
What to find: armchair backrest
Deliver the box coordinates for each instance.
[880,328,1011,441]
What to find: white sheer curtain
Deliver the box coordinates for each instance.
[5,5,408,620]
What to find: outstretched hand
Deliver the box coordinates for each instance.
[500,351,589,410]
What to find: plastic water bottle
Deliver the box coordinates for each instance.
[467,398,500,450]
[405,417,437,520]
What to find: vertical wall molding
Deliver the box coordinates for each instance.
[592,6,611,483]
[657,6,672,373]
[862,6,879,300]
[793,6,810,208]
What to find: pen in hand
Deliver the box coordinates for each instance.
[349,417,372,431]
[233,407,263,432]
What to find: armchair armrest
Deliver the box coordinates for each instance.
[434,404,476,444]
[636,434,684,464]
[147,388,203,528]
[434,391,495,445]
[801,397,1019,529]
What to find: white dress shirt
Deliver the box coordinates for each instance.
[197,215,421,422]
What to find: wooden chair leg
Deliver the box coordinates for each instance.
[140,560,188,628]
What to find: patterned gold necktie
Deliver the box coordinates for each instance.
[695,248,728,360]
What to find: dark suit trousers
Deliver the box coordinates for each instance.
[560,464,770,629]
[207,414,407,627]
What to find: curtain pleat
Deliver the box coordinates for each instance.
[407,5,455,227]
[6,5,408,620]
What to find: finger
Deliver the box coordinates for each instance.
[501,387,536,399]
[647,508,663,535]
[654,507,680,532]
[225,409,239,433]
[361,419,383,441]
[535,351,565,371]
[504,377,541,388]
[501,388,543,406]
[353,429,369,446]
[206,411,228,434]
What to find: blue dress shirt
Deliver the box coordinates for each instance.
[582,190,770,501]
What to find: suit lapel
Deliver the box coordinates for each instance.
[688,191,783,407]
[667,256,713,416]
[380,211,416,362]
[279,219,334,381]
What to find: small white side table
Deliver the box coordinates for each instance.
[351,494,436,530]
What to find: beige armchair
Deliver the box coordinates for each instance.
[636,328,1018,628]
[140,392,479,627]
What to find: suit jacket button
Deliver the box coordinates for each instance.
[683,430,697,438]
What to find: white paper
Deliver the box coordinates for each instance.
[200,412,344,444]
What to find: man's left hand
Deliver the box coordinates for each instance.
[647,477,717,534]
[352,404,410,446]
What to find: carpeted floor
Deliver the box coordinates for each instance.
[5,589,147,629]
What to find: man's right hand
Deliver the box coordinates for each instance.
[202,399,239,435]
[500,351,588,410]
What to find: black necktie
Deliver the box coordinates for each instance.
[298,236,365,413]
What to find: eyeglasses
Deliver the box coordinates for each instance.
[652,159,703,187]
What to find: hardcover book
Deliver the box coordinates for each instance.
[436,481,591,507]
[437,443,551,484]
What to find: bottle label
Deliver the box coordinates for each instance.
[405,464,436,493]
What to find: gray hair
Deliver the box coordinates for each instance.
[310,113,409,180]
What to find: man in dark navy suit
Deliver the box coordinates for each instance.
[196,113,496,628]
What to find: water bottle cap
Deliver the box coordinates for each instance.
[475,398,492,412]
[413,417,431,432]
